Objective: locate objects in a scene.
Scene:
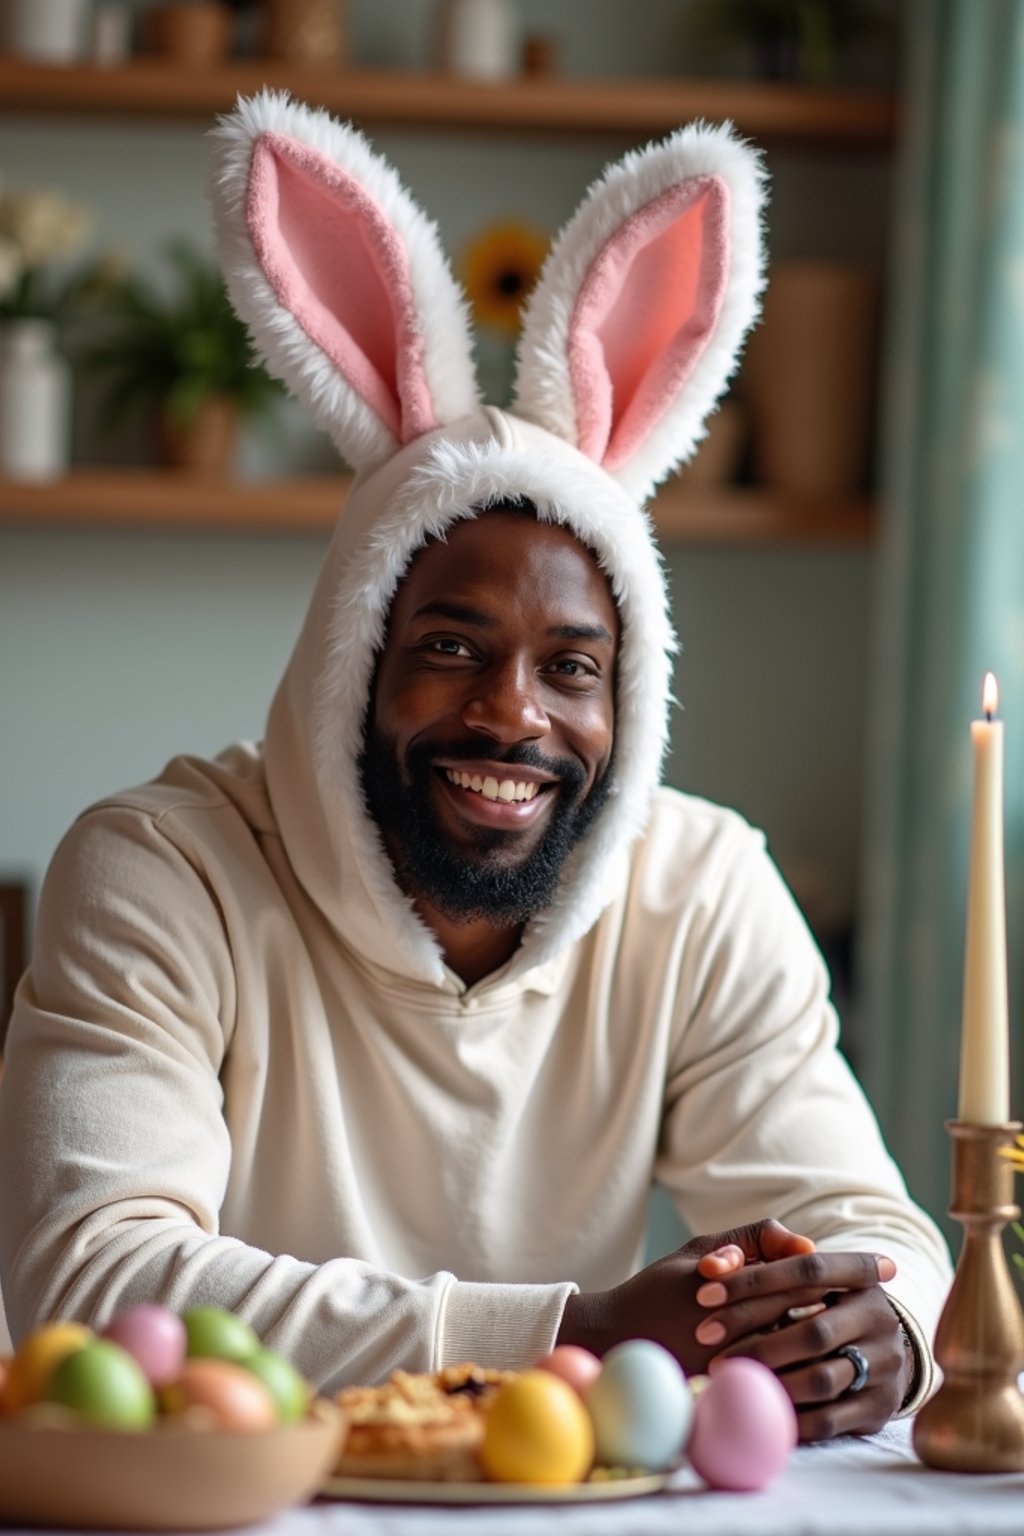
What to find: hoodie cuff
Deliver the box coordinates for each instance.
[885,1294,935,1417]
[437,1279,579,1372]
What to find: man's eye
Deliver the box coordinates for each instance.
[549,658,597,679]
[431,638,473,658]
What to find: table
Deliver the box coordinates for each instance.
[254,1421,1022,1536]
[3,1419,1021,1536]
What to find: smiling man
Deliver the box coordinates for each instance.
[360,509,618,984]
[0,95,952,1442]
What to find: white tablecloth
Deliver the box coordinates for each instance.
[3,1420,1021,1535]
[258,1421,1022,1536]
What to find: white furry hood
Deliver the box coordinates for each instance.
[263,409,675,986]
[210,92,766,988]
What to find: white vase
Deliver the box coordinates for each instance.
[0,0,92,62]
[0,320,73,482]
[436,0,518,80]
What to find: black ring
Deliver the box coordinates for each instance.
[835,1343,870,1394]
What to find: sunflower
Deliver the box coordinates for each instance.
[1000,1134,1024,1277]
[460,219,548,337]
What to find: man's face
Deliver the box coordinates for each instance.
[360,511,619,926]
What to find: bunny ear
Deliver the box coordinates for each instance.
[513,123,767,502]
[209,91,480,472]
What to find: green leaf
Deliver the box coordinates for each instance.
[77,237,282,431]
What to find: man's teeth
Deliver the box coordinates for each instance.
[446,770,539,803]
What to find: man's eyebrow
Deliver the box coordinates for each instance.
[410,603,615,646]
[547,623,615,645]
[412,600,499,628]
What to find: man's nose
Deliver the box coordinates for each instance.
[461,659,551,743]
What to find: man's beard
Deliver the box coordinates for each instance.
[358,727,613,927]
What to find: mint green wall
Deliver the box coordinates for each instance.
[0,4,884,992]
[0,0,896,1345]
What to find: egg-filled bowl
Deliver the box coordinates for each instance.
[0,1398,345,1531]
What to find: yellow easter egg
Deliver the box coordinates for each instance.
[1,1321,93,1414]
[480,1369,594,1485]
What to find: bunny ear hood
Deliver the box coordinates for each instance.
[513,123,767,503]
[210,93,767,987]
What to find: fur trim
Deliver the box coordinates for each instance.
[208,90,480,472]
[514,120,767,503]
[312,411,676,983]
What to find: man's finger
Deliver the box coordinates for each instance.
[695,1244,746,1279]
[695,1285,849,1352]
[705,1294,867,1372]
[757,1222,816,1261]
[685,1219,815,1267]
[794,1389,892,1443]
[698,1248,894,1307]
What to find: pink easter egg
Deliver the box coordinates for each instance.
[101,1304,187,1389]
[686,1357,797,1491]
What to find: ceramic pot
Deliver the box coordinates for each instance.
[0,0,91,63]
[436,0,517,80]
[743,261,881,497]
[0,320,73,482]
[262,0,344,63]
[156,394,238,475]
[144,2,233,66]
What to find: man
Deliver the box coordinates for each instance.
[0,93,951,1440]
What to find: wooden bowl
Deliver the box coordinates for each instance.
[0,1398,345,1530]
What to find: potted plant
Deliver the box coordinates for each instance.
[681,0,896,88]
[83,240,282,475]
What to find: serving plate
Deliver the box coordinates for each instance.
[0,1399,344,1530]
[320,1470,670,1505]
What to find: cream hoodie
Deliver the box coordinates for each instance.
[0,95,952,1398]
[0,755,950,1398]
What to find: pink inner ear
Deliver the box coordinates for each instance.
[568,176,730,471]
[246,133,438,444]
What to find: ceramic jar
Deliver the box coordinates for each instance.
[262,0,345,63]
[144,2,234,67]
[0,320,73,482]
[436,0,518,80]
[0,0,91,63]
[743,261,882,497]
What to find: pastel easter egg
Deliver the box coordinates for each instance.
[534,1345,603,1398]
[480,1370,594,1484]
[161,1358,278,1431]
[45,1338,156,1430]
[584,1339,691,1472]
[101,1304,187,1388]
[685,1357,798,1491]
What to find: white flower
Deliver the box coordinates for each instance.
[0,188,91,267]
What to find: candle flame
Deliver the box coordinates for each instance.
[982,672,999,716]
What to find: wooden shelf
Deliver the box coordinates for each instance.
[0,470,876,544]
[0,58,896,146]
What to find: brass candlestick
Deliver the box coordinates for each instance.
[913,1120,1024,1472]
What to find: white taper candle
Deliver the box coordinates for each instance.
[958,672,1010,1124]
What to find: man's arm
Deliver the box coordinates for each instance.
[560,815,951,1438]
[0,806,573,1388]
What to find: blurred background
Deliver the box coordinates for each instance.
[0,0,1021,1290]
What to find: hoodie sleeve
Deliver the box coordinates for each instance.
[653,822,953,1415]
[0,804,573,1389]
